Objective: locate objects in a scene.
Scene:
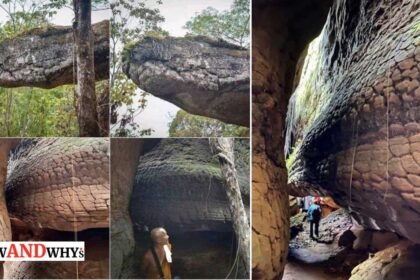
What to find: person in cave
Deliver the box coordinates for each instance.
[141,227,173,279]
[307,197,322,240]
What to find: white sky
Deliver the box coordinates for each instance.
[116,0,235,137]
[0,0,235,137]
[0,4,110,25]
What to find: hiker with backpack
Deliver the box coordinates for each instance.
[307,197,322,240]
[141,227,172,279]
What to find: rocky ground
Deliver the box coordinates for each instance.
[289,209,353,262]
[286,209,369,279]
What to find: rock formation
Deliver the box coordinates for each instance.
[110,139,143,279]
[286,0,420,245]
[3,138,110,279]
[0,20,109,89]
[252,0,333,278]
[108,138,250,278]
[131,138,250,233]
[350,240,420,280]
[123,36,250,126]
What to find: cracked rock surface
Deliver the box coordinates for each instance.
[123,36,250,126]
[286,0,420,243]
[0,20,109,88]
[130,138,250,233]
[2,138,110,279]
[6,138,110,232]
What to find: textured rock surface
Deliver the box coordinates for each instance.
[0,140,19,242]
[289,209,353,263]
[6,138,110,232]
[252,0,333,278]
[123,36,249,126]
[350,240,420,280]
[130,138,250,233]
[2,138,110,279]
[0,20,109,88]
[286,0,420,243]
[110,139,143,279]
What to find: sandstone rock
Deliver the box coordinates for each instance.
[350,241,420,280]
[370,231,399,251]
[130,139,250,233]
[0,21,109,88]
[123,36,249,126]
[283,0,420,252]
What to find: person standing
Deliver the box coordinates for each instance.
[307,197,322,239]
[141,227,172,279]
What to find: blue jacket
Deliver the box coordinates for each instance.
[307,204,321,222]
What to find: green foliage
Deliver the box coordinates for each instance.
[168,110,249,137]
[0,86,78,137]
[184,0,250,47]
[110,0,166,135]
[110,73,153,137]
[286,140,301,171]
[0,0,58,41]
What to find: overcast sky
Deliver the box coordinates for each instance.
[0,0,235,137]
[116,0,235,137]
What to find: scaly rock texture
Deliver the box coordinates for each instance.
[350,240,420,280]
[2,138,110,279]
[5,138,110,232]
[130,138,250,233]
[123,36,250,126]
[252,0,333,278]
[0,20,109,88]
[286,0,420,243]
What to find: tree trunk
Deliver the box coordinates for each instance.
[98,84,110,137]
[209,138,250,277]
[73,0,100,137]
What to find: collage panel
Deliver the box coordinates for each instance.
[111,138,250,279]
[110,0,250,137]
[252,1,420,280]
[0,138,110,278]
[0,1,110,137]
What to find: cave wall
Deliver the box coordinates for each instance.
[252,0,333,279]
[286,0,420,243]
[130,138,250,233]
[110,139,143,279]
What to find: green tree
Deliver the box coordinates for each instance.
[0,0,56,38]
[110,0,166,136]
[168,110,249,137]
[0,86,78,137]
[184,0,250,47]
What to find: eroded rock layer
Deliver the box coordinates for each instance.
[130,138,250,233]
[5,138,110,232]
[286,0,420,243]
[123,36,250,126]
[0,20,109,88]
[350,240,420,280]
[110,139,143,279]
[252,0,333,278]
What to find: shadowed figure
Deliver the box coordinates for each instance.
[141,227,172,279]
[307,197,322,240]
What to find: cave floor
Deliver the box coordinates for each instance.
[283,260,347,280]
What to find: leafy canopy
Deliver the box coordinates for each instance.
[169,110,249,137]
[184,0,249,47]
